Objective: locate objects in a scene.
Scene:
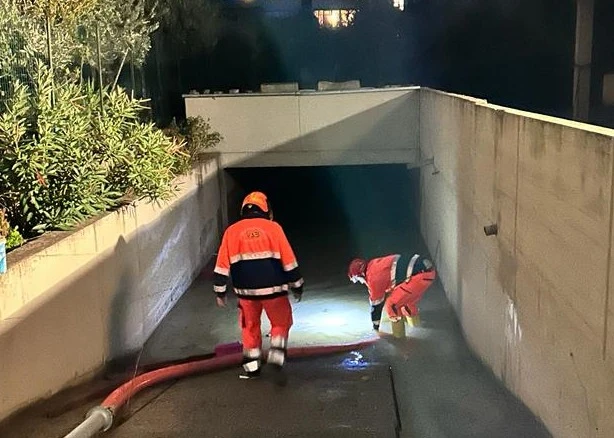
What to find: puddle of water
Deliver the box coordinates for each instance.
[339,351,371,371]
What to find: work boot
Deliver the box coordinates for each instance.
[267,336,288,387]
[240,348,261,380]
[239,368,261,380]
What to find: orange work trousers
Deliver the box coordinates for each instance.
[238,295,293,350]
[385,271,436,320]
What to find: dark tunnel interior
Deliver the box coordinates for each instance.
[224,164,425,281]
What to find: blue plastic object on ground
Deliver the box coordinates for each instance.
[0,238,6,274]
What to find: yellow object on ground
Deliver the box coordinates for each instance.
[391,319,406,338]
[406,315,421,327]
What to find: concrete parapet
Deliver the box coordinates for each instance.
[185,86,421,168]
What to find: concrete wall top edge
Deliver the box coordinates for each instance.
[485,103,614,137]
[422,87,614,137]
[182,86,421,99]
[192,85,613,137]
[419,87,488,105]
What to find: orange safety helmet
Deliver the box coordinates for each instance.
[242,191,269,212]
[241,191,272,219]
[347,258,367,279]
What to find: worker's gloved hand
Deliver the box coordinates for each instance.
[291,286,303,303]
[215,294,227,308]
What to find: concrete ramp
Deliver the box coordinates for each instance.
[108,356,399,438]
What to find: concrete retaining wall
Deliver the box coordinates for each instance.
[0,159,222,421]
[420,88,614,438]
[184,87,421,168]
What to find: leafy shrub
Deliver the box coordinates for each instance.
[0,64,189,235]
[89,79,189,202]
[0,209,22,249]
[6,227,24,249]
[164,115,222,163]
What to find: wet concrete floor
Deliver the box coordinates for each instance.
[0,234,551,438]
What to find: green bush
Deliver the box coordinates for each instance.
[6,227,24,249]
[0,65,189,236]
[0,209,22,250]
[164,115,222,163]
[0,0,222,244]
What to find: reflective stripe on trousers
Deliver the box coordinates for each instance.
[242,347,261,372]
[267,335,287,366]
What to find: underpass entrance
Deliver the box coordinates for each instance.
[223,164,423,277]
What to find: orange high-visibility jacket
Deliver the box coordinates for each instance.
[213,213,304,300]
[365,254,435,306]
[364,254,400,305]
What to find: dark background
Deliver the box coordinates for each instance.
[141,0,614,128]
[225,165,422,266]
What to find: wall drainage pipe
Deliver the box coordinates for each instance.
[62,338,378,438]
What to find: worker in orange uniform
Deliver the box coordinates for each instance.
[347,254,436,330]
[213,191,304,382]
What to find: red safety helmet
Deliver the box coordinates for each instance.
[347,258,367,279]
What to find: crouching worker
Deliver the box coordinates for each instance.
[213,191,304,383]
[347,254,436,330]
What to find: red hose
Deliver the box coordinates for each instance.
[101,338,377,413]
[286,339,377,359]
[102,352,244,412]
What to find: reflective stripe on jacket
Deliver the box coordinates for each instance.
[365,254,421,305]
[213,214,303,300]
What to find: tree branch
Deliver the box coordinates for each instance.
[112,49,129,90]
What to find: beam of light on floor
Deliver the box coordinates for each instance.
[258,283,437,351]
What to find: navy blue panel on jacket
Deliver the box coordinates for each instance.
[231,258,287,290]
